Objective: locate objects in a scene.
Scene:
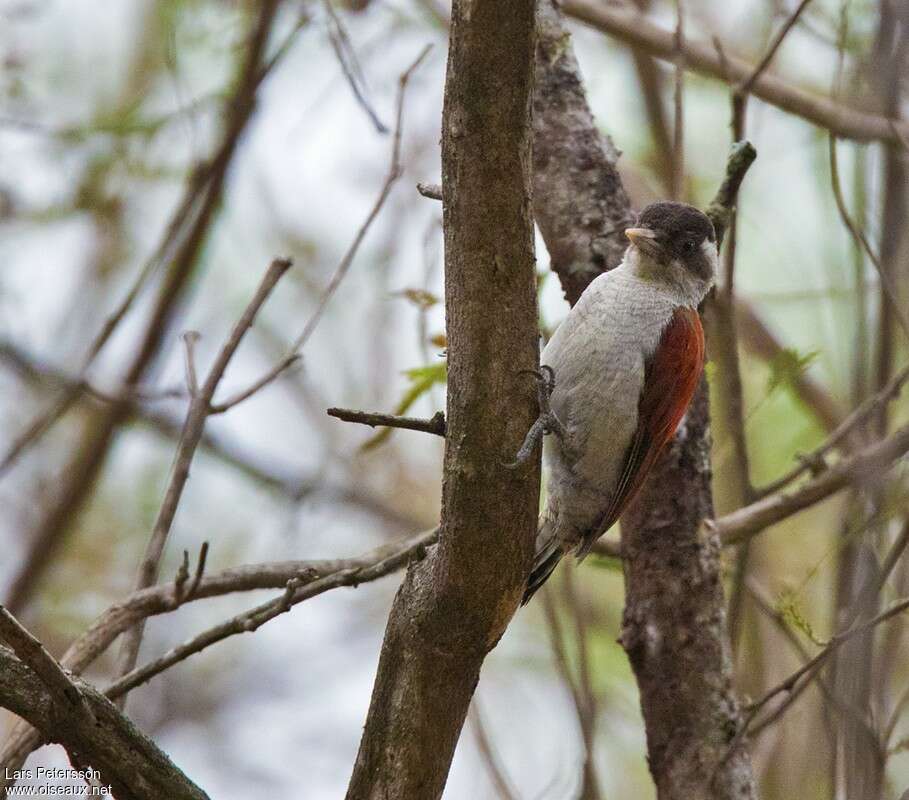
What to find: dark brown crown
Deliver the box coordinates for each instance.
[637,201,715,245]
[636,201,716,278]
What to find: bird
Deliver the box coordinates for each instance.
[517,200,717,604]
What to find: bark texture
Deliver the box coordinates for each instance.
[0,648,208,800]
[344,1,539,797]
[533,0,632,306]
[621,385,756,799]
[532,4,757,798]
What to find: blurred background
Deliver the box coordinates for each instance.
[0,0,907,797]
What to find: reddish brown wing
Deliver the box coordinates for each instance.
[582,306,705,552]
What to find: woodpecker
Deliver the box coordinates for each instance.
[520,201,717,603]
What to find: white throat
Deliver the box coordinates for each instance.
[623,240,717,307]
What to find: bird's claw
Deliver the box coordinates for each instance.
[503,365,567,469]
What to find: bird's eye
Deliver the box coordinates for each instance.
[682,240,696,253]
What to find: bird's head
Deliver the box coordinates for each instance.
[624,201,717,304]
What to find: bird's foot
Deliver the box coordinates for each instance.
[504,366,567,469]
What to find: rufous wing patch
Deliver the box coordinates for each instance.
[579,305,705,553]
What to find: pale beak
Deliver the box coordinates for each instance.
[625,227,661,257]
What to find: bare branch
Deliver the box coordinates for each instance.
[105,527,437,700]
[468,700,519,800]
[181,332,201,398]
[416,182,442,200]
[345,2,540,794]
[0,341,421,528]
[0,529,437,772]
[756,360,909,497]
[216,45,433,414]
[738,0,814,97]
[704,140,758,248]
[670,0,685,201]
[562,0,909,143]
[322,0,388,133]
[0,647,210,800]
[114,258,293,704]
[3,0,288,617]
[327,407,446,436]
[745,596,909,724]
[0,606,92,718]
[713,422,909,544]
[829,134,909,340]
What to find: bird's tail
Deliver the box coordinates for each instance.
[522,517,564,605]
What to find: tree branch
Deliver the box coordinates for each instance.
[105,528,437,700]
[113,258,293,705]
[215,45,432,415]
[532,0,632,306]
[0,340,422,530]
[0,529,438,774]
[562,0,909,143]
[327,407,446,436]
[531,3,758,796]
[3,0,286,617]
[0,647,209,800]
[713,421,909,544]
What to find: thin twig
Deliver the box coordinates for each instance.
[540,582,601,799]
[322,0,388,133]
[719,594,909,768]
[563,566,601,800]
[0,338,423,530]
[737,0,814,97]
[0,528,438,773]
[561,0,909,143]
[746,595,909,720]
[2,0,291,618]
[744,577,872,746]
[104,527,437,700]
[469,699,519,800]
[327,407,446,436]
[755,362,909,497]
[212,45,433,415]
[113,258,293,706]
[713,420,909,544]
[829,134,909,340]
[182,332,201,398]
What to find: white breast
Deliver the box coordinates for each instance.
[540,262,680,541]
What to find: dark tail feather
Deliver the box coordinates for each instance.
[522,519,564,605]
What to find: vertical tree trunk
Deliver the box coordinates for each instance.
[532,4,757,797]
[345,2,539,797]
[621,385,756,799]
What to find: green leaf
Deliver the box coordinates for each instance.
[776,588,828,647]
[766,348,820,395]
